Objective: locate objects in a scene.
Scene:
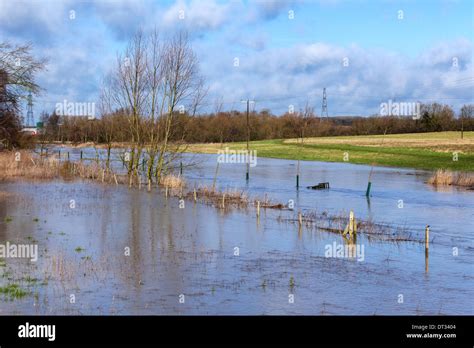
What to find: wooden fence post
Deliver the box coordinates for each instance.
[425,225,430,252]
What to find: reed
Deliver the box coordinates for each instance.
[428,169,474,187]
[0,150,128,185]
[0,151,61,180]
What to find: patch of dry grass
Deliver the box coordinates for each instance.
[284,131,474,153]
[178,184,287,211]
[0,150,126,185]
[284,210,420,243]
[428,170,474,187]
[0,151,62,180]
[159,174,185,189]
[0,191,14,199]
[191,186,249,208]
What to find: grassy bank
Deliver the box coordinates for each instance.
[186,132,474,171]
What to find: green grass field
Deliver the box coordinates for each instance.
[187,132,474,171]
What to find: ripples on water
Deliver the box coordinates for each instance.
[0,148,472,314]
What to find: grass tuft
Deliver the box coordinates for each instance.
[0,283,29,299]
[428,170,474,187]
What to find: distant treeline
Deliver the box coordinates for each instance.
[39,102,474,144]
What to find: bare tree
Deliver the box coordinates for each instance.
[154,30,204,184]
[144,28,165,189]
[102,29,206,187]
[0,41,46,148]
[104,30,149,185]
[0,41,46,107]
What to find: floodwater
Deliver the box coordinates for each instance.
[0,148,472,314]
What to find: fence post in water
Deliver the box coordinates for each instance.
[222,193,225,209]
[180,162,183,176]
[257,201,260,217]
[67,151,70,161]
[425,225,430,252]
[80,150,83,162]
[58,149,61,159]
[193,188,197,202]
[365,181,371,197]
[296,160,300,189]
[425,225,430,273]
[343,210,357,239]
[298,212,303,227]
[349,210,356,237]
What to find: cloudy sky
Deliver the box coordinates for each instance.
[1,0,473,119]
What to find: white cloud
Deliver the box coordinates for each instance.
[0,0,73,42]
[162,0,232,31]
[201,39,473,115]
[93,0,150,40]
[2,0,471,117]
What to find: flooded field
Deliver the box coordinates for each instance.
[0,149,473,314]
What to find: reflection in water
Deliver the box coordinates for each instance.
[425,249,429,274]
[0,151,472,314]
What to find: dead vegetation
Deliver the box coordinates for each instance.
[0,150,128,185]
[0,151,61,180]
[178,185,287,211]
[280,210,421,243]
[2,150,427,244]
[428,169,474,188]
[0,190,14,200]
[159,174,185,189]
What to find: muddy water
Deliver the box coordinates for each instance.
[0,149,472,314]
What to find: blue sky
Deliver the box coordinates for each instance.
[0,0,473,118]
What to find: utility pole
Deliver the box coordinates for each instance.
[26,90,34,127]
[321,87,328,118]
[241,99,254,181]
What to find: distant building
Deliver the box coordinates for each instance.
[20,127,39,136]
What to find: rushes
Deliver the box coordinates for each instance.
[0,150,290,213]
[284,210,420,243]
[0,150,130,184]
[191,186,248,208]
[159,174,185,189]
[0,151,60,180]
[428,169,474,187]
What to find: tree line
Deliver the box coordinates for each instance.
[1,35,473,160]
[40,102,474,144]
